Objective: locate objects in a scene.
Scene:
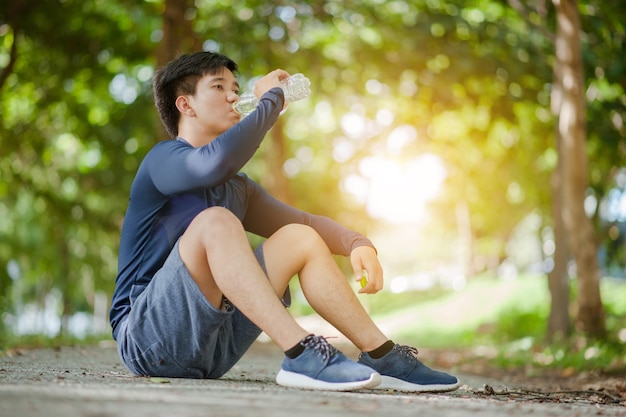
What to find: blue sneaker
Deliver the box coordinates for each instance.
[358,344,460,392]
[276,335,381,391]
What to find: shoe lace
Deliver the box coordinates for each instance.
[395,344,419,361]
[301,335,338,362]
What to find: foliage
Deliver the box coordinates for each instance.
[526,278,626,371]
[1,0,162,337]
[377,274,625,372]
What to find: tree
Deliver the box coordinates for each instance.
[507,0,615,340]
[552,0,605,338]
[547,125,570,340]
[507,0,572,340]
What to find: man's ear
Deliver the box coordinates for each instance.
[175,95,195,117]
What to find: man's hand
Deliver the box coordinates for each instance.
[350,246,383,294]
[254,69,290,110]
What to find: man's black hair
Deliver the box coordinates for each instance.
[153,51,238,138]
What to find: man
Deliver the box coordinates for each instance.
[110,51,459,392]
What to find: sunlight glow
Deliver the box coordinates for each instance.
[344,153,446,224]
[337,112,446,225]
[340,112,367,138]
[387,125,417,155]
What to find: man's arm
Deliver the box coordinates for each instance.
[147,88,284,196]
[243,179,383,293]
[242,179,374,256]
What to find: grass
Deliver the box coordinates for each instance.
[0,333,112,353]
[365,273,550,348]
[363,273,626,373]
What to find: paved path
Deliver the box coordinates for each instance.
[0,342,624,417]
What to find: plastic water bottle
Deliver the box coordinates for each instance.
[233,73,311,116]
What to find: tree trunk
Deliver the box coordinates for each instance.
[547,145,570,340]
[57,223,72,337]
[456,201,474,279]
[552,0,605,338]
[155,0,200,139]
[156,0,199,68]
[546,39,571,341]
[261,118,293,204]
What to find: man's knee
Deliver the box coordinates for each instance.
[190,206,243,236]
[279,223,328,253]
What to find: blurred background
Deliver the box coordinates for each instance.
[1,0,625,371]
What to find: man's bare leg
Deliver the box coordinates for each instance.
[262,223,460,392]
[178,207,382,391]
[178,207,308,350]
[261,223,389,352]
[179,207,385,353]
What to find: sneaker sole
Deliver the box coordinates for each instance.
[276,370,381,391]
[374,375,461,392]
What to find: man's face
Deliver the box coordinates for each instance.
[186,67,241,138]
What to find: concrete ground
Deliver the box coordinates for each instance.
[1,340,624,417]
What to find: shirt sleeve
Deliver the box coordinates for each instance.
[147,88,285,196]
[242,178,375,256]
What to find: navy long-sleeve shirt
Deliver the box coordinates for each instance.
[110,87,374,340]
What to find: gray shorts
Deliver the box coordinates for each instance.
[116,239,283,379]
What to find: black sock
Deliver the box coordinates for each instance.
[367,340,395,359]
[284,334,313,359]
